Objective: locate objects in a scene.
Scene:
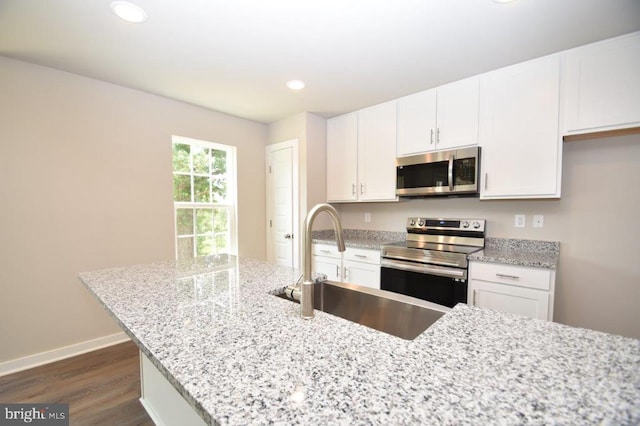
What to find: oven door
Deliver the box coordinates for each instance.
[380,259,467,308]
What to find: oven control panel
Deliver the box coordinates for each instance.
[407,217,486,232]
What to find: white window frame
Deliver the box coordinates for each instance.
[172,135,238,258]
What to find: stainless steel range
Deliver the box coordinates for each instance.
[380,218,486,308]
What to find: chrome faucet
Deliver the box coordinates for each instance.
[300,203,345,319]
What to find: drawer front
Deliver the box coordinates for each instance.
[470,261,552,291]
[343,247,381,265]
[312,243,341,258]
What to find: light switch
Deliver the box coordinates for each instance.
[514,214,526,228]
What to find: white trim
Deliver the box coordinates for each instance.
[266,139,300,268]
[0,332,130,377]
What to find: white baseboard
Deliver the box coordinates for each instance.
[0,332,130,377]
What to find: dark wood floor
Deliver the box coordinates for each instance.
[0,341,153,426]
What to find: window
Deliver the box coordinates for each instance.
[172,136,237,259]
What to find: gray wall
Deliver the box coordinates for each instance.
[0,57,268,362]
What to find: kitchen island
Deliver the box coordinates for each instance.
[79,254,640,425]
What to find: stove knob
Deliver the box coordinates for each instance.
[461,221,470,229]
[473,221,481,229]
[418,219,425,227]
[409,219,416,226]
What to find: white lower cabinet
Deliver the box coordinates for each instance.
[468,261,555,321]
[312,243,380,289]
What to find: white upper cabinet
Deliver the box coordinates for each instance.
[327,112,358,202]
[357,101,397,201]
[327,102,397,203]
[397,76,479,156]
[562,31,640,135]
[479,54,562,199]
[397,89,437,156]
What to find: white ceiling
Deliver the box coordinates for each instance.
[1,0,640,124]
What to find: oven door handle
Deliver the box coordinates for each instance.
[381,259,466,280]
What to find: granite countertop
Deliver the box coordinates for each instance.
[312,229,405,250]
[468,238,561,269]
[79,255,640,425]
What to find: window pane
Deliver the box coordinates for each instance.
[176,208,194,236]
[193,146,209,174]
[211,177,227,203]
[177,237,194,259]
[173,144,191,172]
[196,209,214,234]
[193,176,210,202]
[196,235,213,256]
[213,208,228,232]
[173,175,192,202]
[215,234,228,252]
[211,149,227,175]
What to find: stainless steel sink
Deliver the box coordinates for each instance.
[276,281,448,340]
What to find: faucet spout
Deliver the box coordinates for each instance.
[301,203,345,319]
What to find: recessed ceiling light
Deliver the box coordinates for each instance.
[110,1,148,23]
[493,0,516,3]
[286,80,305,91]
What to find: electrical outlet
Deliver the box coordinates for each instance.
[533,215,544,228]
[364,212,371,223]
[514,214,526,228]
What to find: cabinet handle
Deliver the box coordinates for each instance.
[320,249,330,254]
[344,267,349,281]
[472,289,476,305]
[352,183,356,195]
[360,183,365,195]
[496,273,520,280]
[336,265,340,279]
[484,173,488,190]
[354,254,367,259]
[436,128,440,144]
[430,129,434,145]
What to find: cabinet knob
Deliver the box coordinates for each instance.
[284,233,293,240]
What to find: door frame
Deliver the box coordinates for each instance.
[265,139,300,269]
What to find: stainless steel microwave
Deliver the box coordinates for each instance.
[396,146,480,197]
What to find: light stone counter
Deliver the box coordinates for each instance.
[79,254,640,425]
[468,237,560,269]
[312,229,405,250]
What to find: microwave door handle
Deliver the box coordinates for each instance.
[448,155,455,191]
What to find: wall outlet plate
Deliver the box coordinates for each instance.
[533,215,544,228]
[514,214,526,228]
[364,213,371,223]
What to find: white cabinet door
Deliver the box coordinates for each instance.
[397,89,437,156]
[313,256,342,281]
[436,76,480,150]
[563,32,640,134]
[396,77,479,156]
[343,260,380,289]
[357,101,398,201]
[470,280,550,321]
[327,113,358,202]
[479,54,561,199]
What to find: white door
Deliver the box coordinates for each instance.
[266,140,299,268]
